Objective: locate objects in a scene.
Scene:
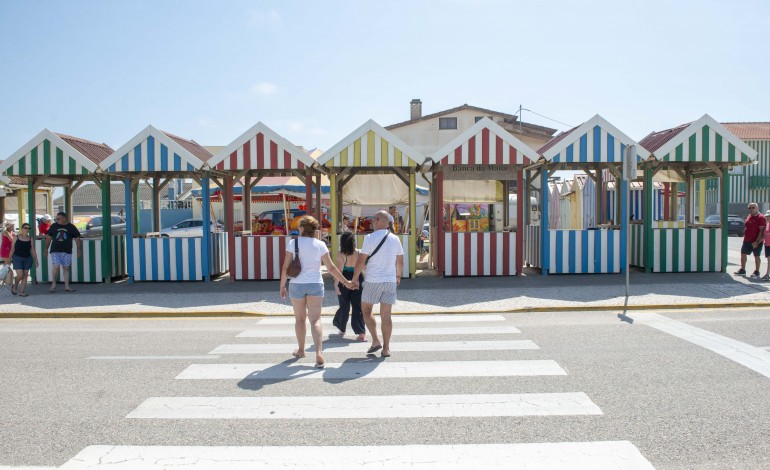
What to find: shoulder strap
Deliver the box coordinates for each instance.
[365,233,389,265]
[294,237,299,255]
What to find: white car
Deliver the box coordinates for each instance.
[159,218,225,238]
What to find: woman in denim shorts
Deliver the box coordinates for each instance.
[9,223,39,296]
[280,216,354,369]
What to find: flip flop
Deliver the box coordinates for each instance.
[356,334,366,342]
[11,289,16,295]
[367,344,382,354]
[315,361,325,369]
[18,293,28,297]
[48,288,56,293]
[292,350,306,359]
[65,288,76,292]
[381,352,391,358]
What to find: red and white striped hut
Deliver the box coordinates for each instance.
[208,122,324,281]
[428,117,539,276]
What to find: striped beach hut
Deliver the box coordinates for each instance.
[101,126,227,282]
[528,115,650,275]
[318,120,425,278]
[0,129,125,283]
[207,122,324,281]
[428,117,539,276]
[635,114,757,272]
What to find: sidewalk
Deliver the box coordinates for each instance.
[1,268,769,317]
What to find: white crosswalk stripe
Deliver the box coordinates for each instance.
[127,392,602,419]
[54,316,656,469]
[236,325,521,337]
[209,339,539,354]
[175,360,567,380]
[61,442,655,469]
[257,313,507,324]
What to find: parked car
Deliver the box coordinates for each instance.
[159,218,224,238]
[704,214,744,236]
[83,215,127,236]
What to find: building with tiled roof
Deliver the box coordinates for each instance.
[386,100,557,158]
[52,181,193,215]
[720,122,770,208]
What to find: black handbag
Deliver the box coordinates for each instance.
[286,237,302,278]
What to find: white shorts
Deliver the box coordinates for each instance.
[361,281,397,305]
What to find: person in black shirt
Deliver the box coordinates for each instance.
[43,212,82,293]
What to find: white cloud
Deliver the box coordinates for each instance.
[250,82,278,95]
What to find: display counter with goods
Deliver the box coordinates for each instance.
[208,122,325,280]
[427,118,539,277]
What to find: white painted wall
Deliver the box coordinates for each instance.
[389,109,550,157]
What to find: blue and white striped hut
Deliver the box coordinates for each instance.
[527,115,650,275]
[100,126,227,282]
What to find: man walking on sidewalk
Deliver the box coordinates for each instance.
[352,210,404,358]
[44,212,82,292]
[735,203,766,279]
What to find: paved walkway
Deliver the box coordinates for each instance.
[1,268,769,317]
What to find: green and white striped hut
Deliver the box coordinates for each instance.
[636,114,757,273]
[0,129,125,283]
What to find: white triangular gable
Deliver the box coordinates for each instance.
[317,119,425,168]
[0,129,99,176]
[101,125,206,172]
[208,122,316,170]
[431,117,539,165]
[652,114,758,163]
[541,115,650,163]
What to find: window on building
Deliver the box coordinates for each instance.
[439,117,458,130]
[475,116,494,123]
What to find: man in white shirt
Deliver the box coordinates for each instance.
[352,210,404,357]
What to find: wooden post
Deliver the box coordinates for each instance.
[516,170,524,275]
[124,177,134,284]
[101,175,112,283]
[330,173,338,257]
[540,168,550,276]
[315,173,322,224]
[594,168,604,227]
[201,173,211,282]
[720,171,729,272]
[436,169,444,275]
[133,181,140,233]
[644,167,654,272]
[409,169,417,277]
[152,178,161,232]
[27,179,36,282]
[225,174,235,281]
[305,168,313,215]
[64,185,72,220]
[243,176,252,233]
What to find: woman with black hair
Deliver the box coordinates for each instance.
[332,231,366,341]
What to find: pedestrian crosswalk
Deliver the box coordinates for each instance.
[54,313,657,469]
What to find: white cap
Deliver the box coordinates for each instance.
[765,210,770,217]
[42,214,52,221]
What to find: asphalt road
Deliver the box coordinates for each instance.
[1,308,770,469]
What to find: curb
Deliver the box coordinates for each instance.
[2,302,770,319]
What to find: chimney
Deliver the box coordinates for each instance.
[410,99,422,120]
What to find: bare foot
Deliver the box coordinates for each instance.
[292,349,306,358]
[356,333,366,342]
[315,354,324,368]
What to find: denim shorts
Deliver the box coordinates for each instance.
[12,255,33,270]
[288,282,324,299]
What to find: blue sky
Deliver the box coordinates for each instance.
[1,0,768,158]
